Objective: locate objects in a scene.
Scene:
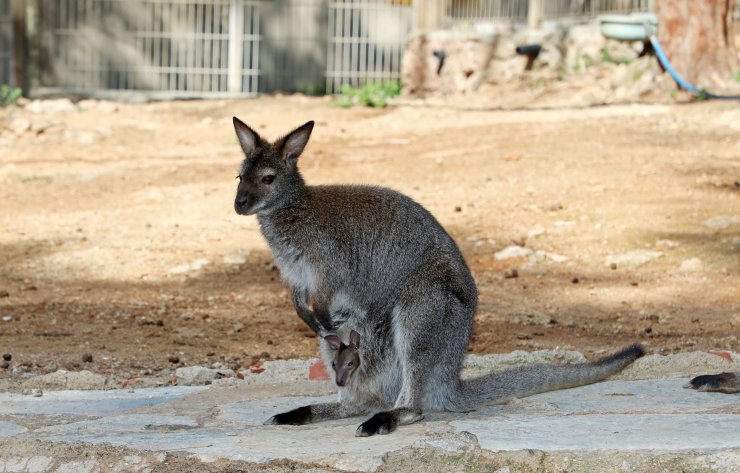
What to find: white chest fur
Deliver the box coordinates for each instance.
[273,249,318,294]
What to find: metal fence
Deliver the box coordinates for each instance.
[42,0,257,97]
[326,0,414,94]
[446,0,655,21]
[11,0,733,98]
[0,0,12,86]
[34,0,413,98]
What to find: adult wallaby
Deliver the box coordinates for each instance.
[232,118,645,436]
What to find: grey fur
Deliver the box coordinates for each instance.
[233,118,645,436]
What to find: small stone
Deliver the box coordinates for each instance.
[454,206,462,212]
[606,250,663,267]
[0,290,9,298]
[495,245,533,260]
[702,216,740,230]
[679,258,703,272]
[2,316,12,322]
[571,277,579,284]
[175,365,234,385]
[503,268,519,279]
[533,313,556,326]
[168,355,180,364]
[308,360,330,381]
[31,388,43,397]
[44,361,58,371]
[260,351,271,359]
[2,353,11,361]
[8,117,31,134]
[82,353,93,363]
[1,361,8,369]
[610,262,618,270]
[223,253,247,265]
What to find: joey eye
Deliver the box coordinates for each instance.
[261,175,275,184]
[331,362,336,369]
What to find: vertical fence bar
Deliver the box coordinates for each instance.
[227,0,243,93]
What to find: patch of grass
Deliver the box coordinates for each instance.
[0,85,22,107]
[299,83,325,96]
[573,54,595,73]
[20,174,52,183]
[732,70,740,83]
[600,48,632,65]
[333,81,401,108]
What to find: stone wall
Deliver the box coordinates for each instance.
[401,20,677,104]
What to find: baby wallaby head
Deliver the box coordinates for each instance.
[325,330,361,387]
[232,118,314,216]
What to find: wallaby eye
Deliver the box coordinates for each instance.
[261,175,275,185]
[347,361,353,367]
[331,362,336,369]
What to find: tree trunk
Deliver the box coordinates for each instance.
[656,0,738,91]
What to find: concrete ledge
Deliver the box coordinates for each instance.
[1,351,738,472]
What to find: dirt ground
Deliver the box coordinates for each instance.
[0,95,738,387]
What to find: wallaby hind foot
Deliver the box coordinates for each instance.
[685,372,739,394]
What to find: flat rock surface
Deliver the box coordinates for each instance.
[1,352,738,472]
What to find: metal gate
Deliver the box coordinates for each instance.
[40,0,261,97]
[326,0,414,94]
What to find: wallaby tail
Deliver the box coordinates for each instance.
[449,344,645,411]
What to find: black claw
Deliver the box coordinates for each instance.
[264,405,312,425]
[355,411,398,437]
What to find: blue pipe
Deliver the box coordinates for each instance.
[646,27,740,100]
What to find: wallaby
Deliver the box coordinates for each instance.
[298,297,362,389]
[325,330,361,388]
[232,118,646,436]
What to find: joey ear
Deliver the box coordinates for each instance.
[233,117,261,157]
[280,120,314,164]
[324,335,342,351]
[349,330,360,350]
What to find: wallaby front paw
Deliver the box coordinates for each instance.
[685,372,739,394]
[264,405,312,425]
[355,412,398,437]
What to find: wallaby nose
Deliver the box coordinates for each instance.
[235,196,249,209]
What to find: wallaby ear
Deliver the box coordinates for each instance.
[280,120,314,164]
[324,335,342,351]
[233,116,261,157]
[349,330,360,350]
